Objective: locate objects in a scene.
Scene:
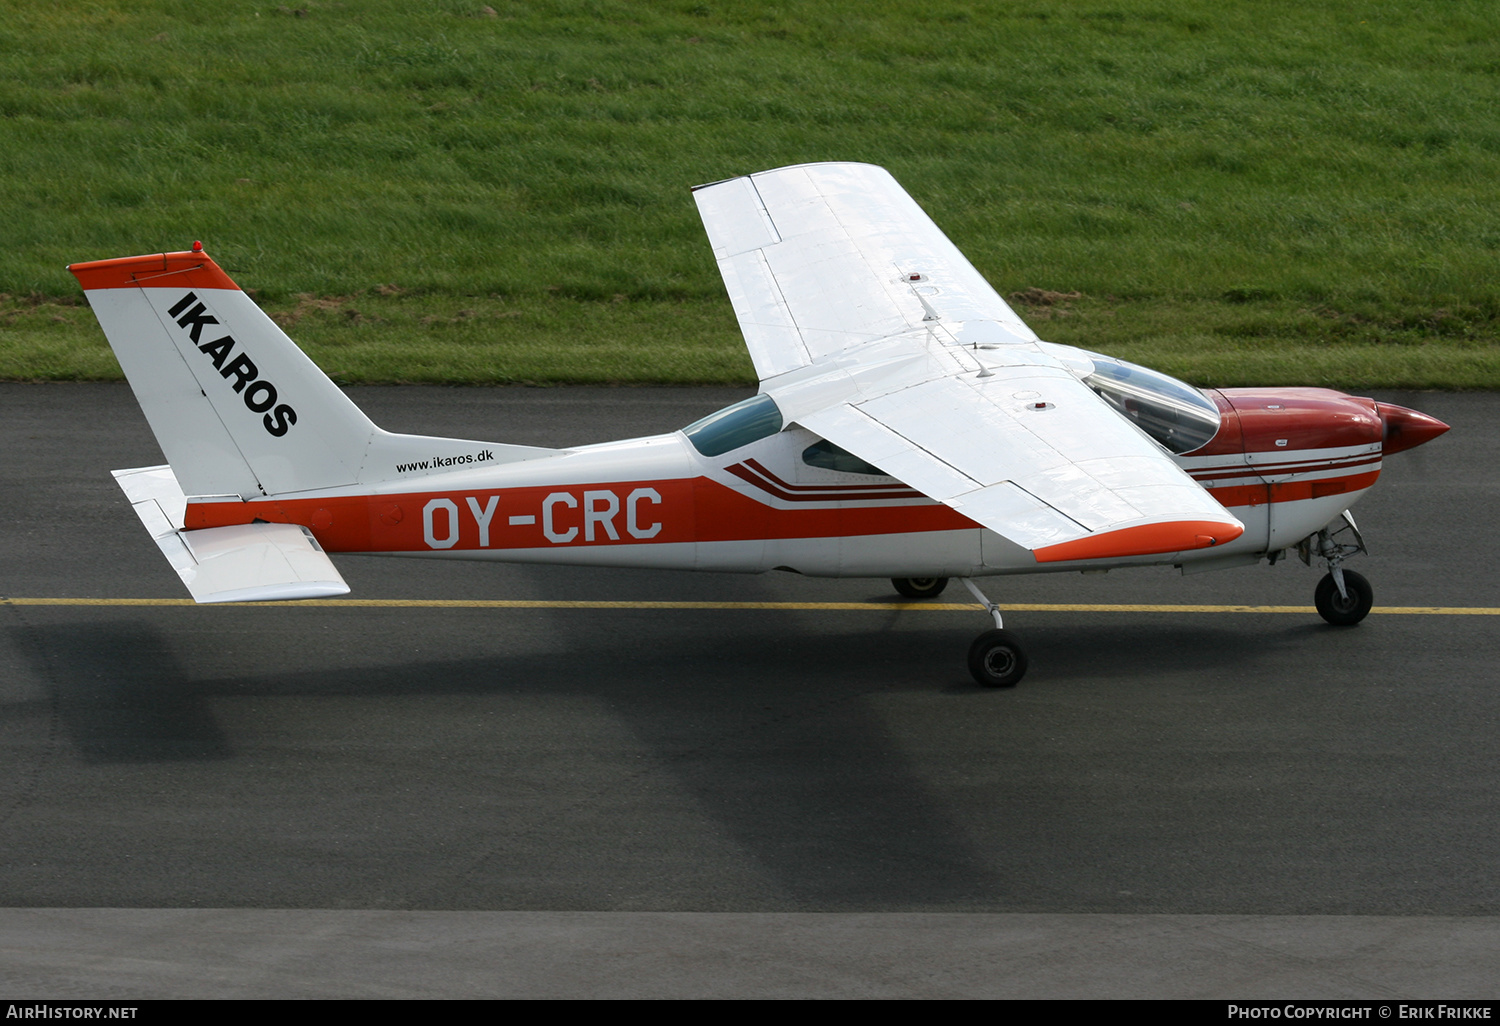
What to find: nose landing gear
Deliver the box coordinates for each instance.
[1299,511,1373,626]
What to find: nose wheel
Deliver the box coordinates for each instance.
[1315,569,1373,626]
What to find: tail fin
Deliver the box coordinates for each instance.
[70,246,554,499]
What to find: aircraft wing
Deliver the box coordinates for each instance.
[693,163,1242,561]
[694,162,1040,379]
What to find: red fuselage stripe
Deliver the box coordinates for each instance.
[1188,454,1382,483]
[1204,470,1379,508]
[728,460,925,501]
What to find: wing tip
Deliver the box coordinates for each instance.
[1033,519,1245,564]
[692,161,890,193]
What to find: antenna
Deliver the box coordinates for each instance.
[904,272,940,322]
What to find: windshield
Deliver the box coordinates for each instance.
[682,393,785,457]
[1080,352,1220,454]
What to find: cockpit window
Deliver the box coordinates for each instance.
[682,393,785,457]
[801,439,889,477]
[1080,352,1220,454]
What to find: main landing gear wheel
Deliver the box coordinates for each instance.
[1314,569,1373,626]
[892,577,949,599]
[968,629,1028,688]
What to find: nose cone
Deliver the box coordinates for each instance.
[1375,402,1450,456]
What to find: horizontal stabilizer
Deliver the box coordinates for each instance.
[113,465,349,603]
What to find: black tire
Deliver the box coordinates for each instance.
[1314,570,1373,626]
[892,577,949,599]
[968,629,1028,688]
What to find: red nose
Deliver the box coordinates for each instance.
[1374,402,1449,456]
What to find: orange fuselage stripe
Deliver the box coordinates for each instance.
[184,476,977,553]
[183,467,1380,556]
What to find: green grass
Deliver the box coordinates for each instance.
[2,0,1498,387]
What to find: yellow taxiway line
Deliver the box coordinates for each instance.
[4,597,1498,615]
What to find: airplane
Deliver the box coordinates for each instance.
[68,162,1449,688]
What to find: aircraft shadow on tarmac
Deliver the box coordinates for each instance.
[4,612,1320,910]
[10,622,232,763]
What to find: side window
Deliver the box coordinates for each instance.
[682,394,784,457]
[801,438,889,477]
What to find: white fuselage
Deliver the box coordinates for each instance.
[181,401,1380,580]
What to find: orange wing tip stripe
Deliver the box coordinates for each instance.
[68,250,241,292]
[1033,519,1246,564]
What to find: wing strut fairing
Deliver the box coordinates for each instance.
[693,163,1243,561]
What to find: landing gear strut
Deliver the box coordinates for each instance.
[1299,511,1374,626]
[961,578,1028,687]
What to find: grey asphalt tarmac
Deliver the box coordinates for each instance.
[2,383,1497,998]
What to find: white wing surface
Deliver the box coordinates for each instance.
[694,163,1242,561]
[694,162,1038,378]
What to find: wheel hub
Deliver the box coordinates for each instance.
[983,649,1016,676]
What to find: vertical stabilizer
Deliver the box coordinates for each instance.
[70,247,555,499]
